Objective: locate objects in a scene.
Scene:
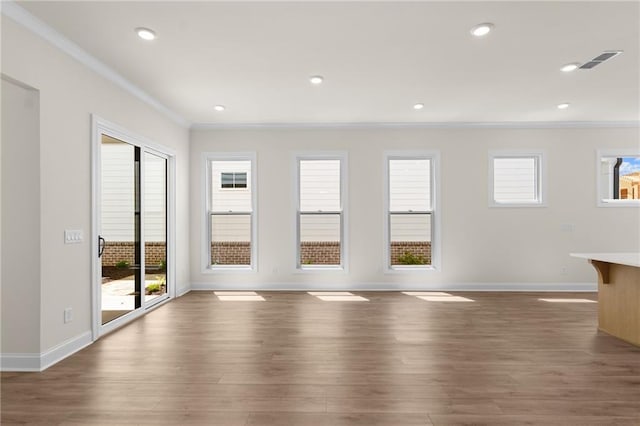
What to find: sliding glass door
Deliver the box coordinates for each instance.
[98,135,170,326]
[99,136,140,324]
[143,152,167,303]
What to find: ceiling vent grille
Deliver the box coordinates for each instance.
[579,50,623,70]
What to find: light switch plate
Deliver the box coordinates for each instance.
[560,224,575,232]
[64,308,73,323]
[64,229,83,244]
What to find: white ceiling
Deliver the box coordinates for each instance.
[15,1,640,126]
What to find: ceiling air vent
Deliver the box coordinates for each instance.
[579,50,623,70]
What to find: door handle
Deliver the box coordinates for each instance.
[98,236,106,257]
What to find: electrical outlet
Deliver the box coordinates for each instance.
[64,308,73,323]
[560,266,568,275]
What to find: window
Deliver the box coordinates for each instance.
[221,172,247,189]
[204,154,256,270]
[598,150,640,206]
[384,152,439,271]
[489,151,545,207]
[295,154,346,269]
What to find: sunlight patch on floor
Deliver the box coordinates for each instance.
[539,298,596,303]
[403,291,474,302]
[215,291,265,301]
[416,295,475,302]
[308,291,369,301]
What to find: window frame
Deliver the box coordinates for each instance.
[383,151,441,273]
[597,149,640,207]
[488,150,546,208]
[293,152,348,272]
[202,152,257,273]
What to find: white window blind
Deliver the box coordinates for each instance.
[492,156,540,204]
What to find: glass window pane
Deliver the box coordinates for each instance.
[389,159,431,211]
[211,161,252,211]
[234,172,247,188]
[211,214,251,265]
[618,156,640,199]
[100,137,137,323]
[493,157,537,203]
[300,160,340,211]
[144,152,167,302]
[220,172,234,188]
[390,213,431,266]
[600,156,640,200]
[299,213,341,266]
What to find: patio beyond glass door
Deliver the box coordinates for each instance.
[99,137,170,325]
[144,152,167,303]
[100,136,141,324]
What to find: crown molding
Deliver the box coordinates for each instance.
[191,120,640,130]
[1,1,189,128]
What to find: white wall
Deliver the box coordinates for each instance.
[1,78,41,355]
[1,16,190,357]
[190,126,640,289]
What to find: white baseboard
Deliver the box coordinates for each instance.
[0,352,41,372]
[1,331,93,372]
[40,331,92,371]
[190,281,597,292]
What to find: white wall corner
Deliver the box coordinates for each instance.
[39,331,92,371]
[1,1,189,128]
[177,284,191,297]
[1,331,94,372]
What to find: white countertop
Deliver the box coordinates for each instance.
[571,252,640,268]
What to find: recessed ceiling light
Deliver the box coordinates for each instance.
[309,75,324,85]
[557,103,570,110]
[135,27,156,41]
[413,103,425,110]
[214,105,225,112]
[470,23,494,37]
[561,63,580,73]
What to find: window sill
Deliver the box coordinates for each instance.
[202,266,256,274]
[489,201,546,208]
[385,265,438,274]
[295,266,347,274]
[598,199,640,207]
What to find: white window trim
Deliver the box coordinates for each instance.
[596,149,640,208]
[383,150,441,273]
[201,152,258,273]
[488,150,547,208]
[293,152,348,273]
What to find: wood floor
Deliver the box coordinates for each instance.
[3,291,640,425]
